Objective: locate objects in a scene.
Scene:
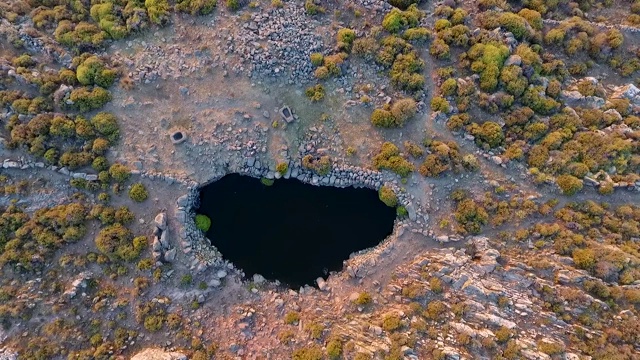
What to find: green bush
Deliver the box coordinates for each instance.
[301,155,332,175]
[310,53,324,66]
[556,174,583,195]
[440,78,457,96]
[76,56,116,88]
[95,223,142,261]
[109,163,131,183]
[379,186,398,207]
[90,112,119,142]
[454,198,488,234]
[429,38,450,59]
[145,0,170,24]
[337,28,356,51]
[195,214,211,232]
[468,121,504,148]
[128,183,148,202]
[371,109,398,128]
[12,54,35,68]
[175,0,217,15]
[276,162,288,174]
[305,84,325,102]
[430,96,449,112]
[326,338,342,359]
[498,12,529,40]
[69,87,112,113]
[372,142,414,177]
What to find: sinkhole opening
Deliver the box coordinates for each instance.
[198,174,396,289]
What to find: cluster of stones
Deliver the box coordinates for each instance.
[233,4,323,83]
[151,212,178,263]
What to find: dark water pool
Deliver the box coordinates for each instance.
[198,174,396,289]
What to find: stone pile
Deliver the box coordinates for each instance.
[234,4,323,83]
[151,212,178,263]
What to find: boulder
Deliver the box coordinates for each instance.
[504,54,522,67]
[164,248,177,262]
[560,90,605,108]
[159,230,170,249]
[130,348,187,360]
[611,83,640,105]
[154,213,167,230]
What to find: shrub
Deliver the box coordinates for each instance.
[292,346,323,360]
[175,0,217,15]
[440,78,457,96]
[326,339,342,359]
[404,141,424,158]
[92,138,110,155]
[76,56,116,88]
[129,183,148,202]
[310,53,324,66]
[556,174,583,195]
[462,154,479,171]
[69,87,111,113]
[144,315,163,332]
[382,313,401,332]
[301,155,332,175]
[388,0,419,10]
[430,96,449,112]
[370,109,395,128]
[305,85,325,102]
[95,223,141,261]
[468,121,504,148]
[337,28,356,51]
[454,198,488,234]
[573,248,595,270]
[12,54,35,68]
[495,326,512,343]
[109,163,130,183]
[383,9,405,33]
[429,38,450,59]
[226,0,240,10]
[303,0,323,14]
[498,12,529,40]
[276,162,288,174]
[537,341,565,355]
[354,292,372,305]
[91,112,120,141]
[92,156,109,171]
[403,27,431,42]
[379,186,398,207]
[314,66,329,79]
[372,142,414,177]
[145,0,170,24]
[195,214,211,232]
[285,311,300,325]
[391,98,417,124]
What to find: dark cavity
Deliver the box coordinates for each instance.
[198,174,396,289]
